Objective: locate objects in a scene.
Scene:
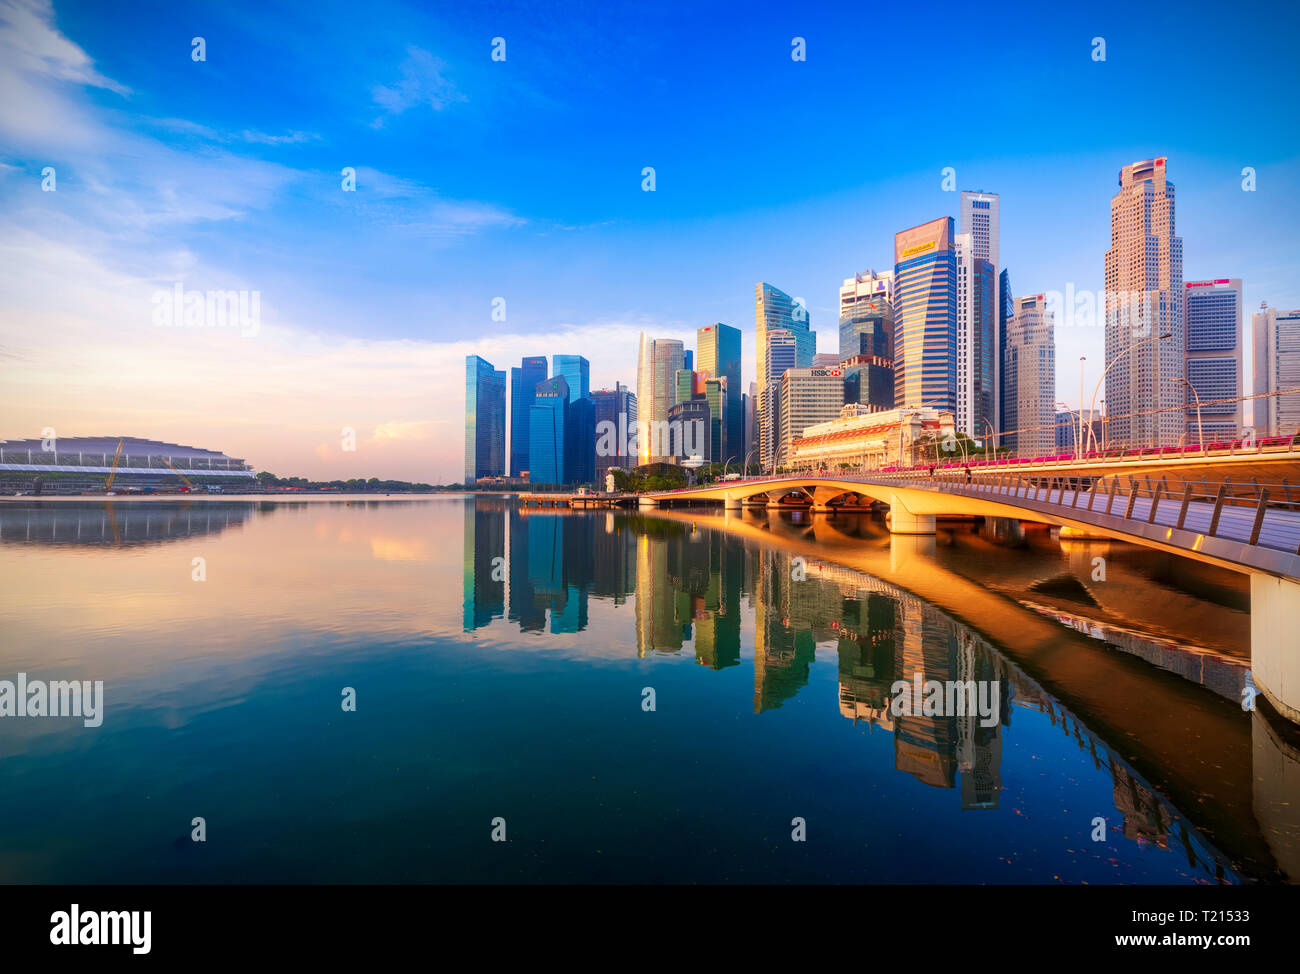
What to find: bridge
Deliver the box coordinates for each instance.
[638,448,1300,727]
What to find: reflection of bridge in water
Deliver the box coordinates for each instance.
[463,497,1300,882]
[795,554,1238,879]
[0,500,257,547]
[643,459,1300,730]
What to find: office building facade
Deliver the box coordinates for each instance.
[1004,295,1056,457]
[697,322,743,465]
[465,355,506,484]
[1253,306,1300,435]
[893,217,957,413]
[761,327,799,467]
[1184,278,1243,440]
[777,367,845,467]
[552,354,590,403]
[956,231,997,440]
[961,191,1001,434]
[509,356,548,477]
[1104,157,1184,447]
[842,354,895,412]
[756,283,815,468]
[636,333,686,463]
[839,270,894,361]
[998,268,1013,441]
[592,383,637,480]
[527,375,570,485]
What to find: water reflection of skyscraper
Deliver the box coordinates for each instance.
[462,502,1241,869]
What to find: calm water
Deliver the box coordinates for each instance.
[1,495,1297,884]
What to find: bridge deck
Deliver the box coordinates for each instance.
[644,471,1300,578]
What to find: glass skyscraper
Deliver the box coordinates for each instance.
[754,280,811,468]
[1004,294,1056,456]
[465,355,506,484]
[838,270,893,361]
[756,283,814,467]
[956,232,996,438]
[961,191,1001,435]
[528,375,569,485]
[697,322,742,464]
[509,356,548,477]
[552,354,590,403]
[592,383,637,481]
[893,217,957,413]
[636,334,686,463]
[999,269,1013,439]
[1184,278,1243,439]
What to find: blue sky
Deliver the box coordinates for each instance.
[2,0,1298,482]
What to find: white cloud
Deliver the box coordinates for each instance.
[0,223,670,483]
[0,0,128,94]
[370,46,465,126]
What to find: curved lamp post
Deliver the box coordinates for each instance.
[1087,332,1171,452]
[1175,378,1204,452]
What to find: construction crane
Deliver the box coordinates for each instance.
[103,439,125,492]
[160,457,198,492]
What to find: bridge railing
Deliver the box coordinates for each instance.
[915,468,1300,557]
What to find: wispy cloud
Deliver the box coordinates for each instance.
[142,118,322,146]
[0,0,128,94]
[346,166,524,237]
[370,46,465,126]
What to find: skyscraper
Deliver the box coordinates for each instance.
[1252,306,1300,436]
[1184,278,1243,440]
[756,283,815,467]
[961,192,1001,433]
[761,327,799,467]
[1004,294,1056,456]
[702,376,727,464]
[956,232,996,439]
[592,383,637,481]
[552,354,590,402]
[697,322,743,465]
[998,269,1013,441]
[465,354,506,484]
[746,381,758,464]
[528,375,570,484]
[1104,157,1184,447]
[838,270,894,361]
[636,333,685,463]
[509,356,548,477]
[777,367,845,467]
[842,355,894,412]
[893,217,957,413]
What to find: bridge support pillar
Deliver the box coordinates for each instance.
[638,496,659,509]
[886,494,935,535]
[723,496,742,510]
[1252,575,1300,726]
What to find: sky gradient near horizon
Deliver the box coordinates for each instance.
[2,0,1298,482]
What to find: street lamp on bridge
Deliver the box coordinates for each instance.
[1088,332,1172,452]
[1175,378,1205,452]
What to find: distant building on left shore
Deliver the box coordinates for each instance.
[0,437,258,492]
